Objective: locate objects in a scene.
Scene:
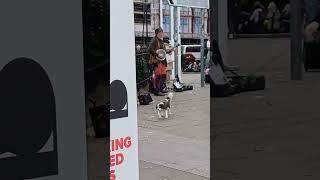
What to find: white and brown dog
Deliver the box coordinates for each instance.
[156,92,173,119]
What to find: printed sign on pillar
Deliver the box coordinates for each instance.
[110,0,139,180]
[0,0,87,179]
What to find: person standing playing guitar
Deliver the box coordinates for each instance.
[147,27,178,96]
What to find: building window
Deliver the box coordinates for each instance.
[163,16,170,32]
[134,14,151,24]
[207,10,210,34]
[163,3,170,10]
[194,8,202,17]
[180,17,189,33]
[194,17,202,34]
[134,2,151,24]
[181,7,189,13]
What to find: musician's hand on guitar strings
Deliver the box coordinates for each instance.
[158,53,164,59]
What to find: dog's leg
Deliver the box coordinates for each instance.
[157,111,162,118]
[168,108,172,114]
[165,110,168,119]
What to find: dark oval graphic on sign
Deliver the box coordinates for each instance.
[110,80,128,120]
[0,57,58,179]
[0,58,56,155]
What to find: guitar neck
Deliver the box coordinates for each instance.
[167,45,179,52]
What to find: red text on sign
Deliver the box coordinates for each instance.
[110,136,132,152]
[110,153,124,167]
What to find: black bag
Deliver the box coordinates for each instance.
[304,41,320,71]
[230,75,266,92]
[211,82,238,97]
[210,75,265,97]
[208,38,265,97]
[209,63,238,97]
[182,84,193,91]
[173,82,183,92]
[184,85,193,91]
[138,94,153,105]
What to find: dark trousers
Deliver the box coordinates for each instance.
[153,74,166,94]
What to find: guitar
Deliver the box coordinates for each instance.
[156,43,180,61]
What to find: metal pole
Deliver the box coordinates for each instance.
[160,0,163,28]
[146,0,149,43]
[170,5,175,79]
[290,0,302,80]
[142,2,145,45]
[143,1,147,44]
[177,7,182,81]
[200,9,205,87]
[174,6,179,81]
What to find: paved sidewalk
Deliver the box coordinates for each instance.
[87,137,107,180]
[212,38,320,180]
[138,74,210,180]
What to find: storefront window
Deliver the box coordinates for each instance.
[163,16,170,32]
[181,17,189,33]
[194,17,202,34]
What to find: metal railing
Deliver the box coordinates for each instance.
[136,52,153,86]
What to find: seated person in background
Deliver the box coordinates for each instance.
[192,62,199,72]
[280,1,290,32]
[249,1,265,33]
[305,0,320,41]
[281,1,290,19]
[265,1,280,32]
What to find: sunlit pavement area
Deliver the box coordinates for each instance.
[138,74,210,180]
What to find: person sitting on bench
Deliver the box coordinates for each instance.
[305,0,320,41]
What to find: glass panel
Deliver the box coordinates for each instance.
[180,17,189,33]
[163,16,171,32]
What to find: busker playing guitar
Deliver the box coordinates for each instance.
[147,27,179,96]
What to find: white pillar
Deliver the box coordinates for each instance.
[170,5,175,79]
[218,0,228,64]
[110,1,139,179]
[177,7,182,81]
[160,0,163,28]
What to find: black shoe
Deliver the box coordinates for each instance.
[161,89,169,93]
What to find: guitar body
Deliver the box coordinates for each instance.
[148,42,180,68]
[155,43,180,62]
